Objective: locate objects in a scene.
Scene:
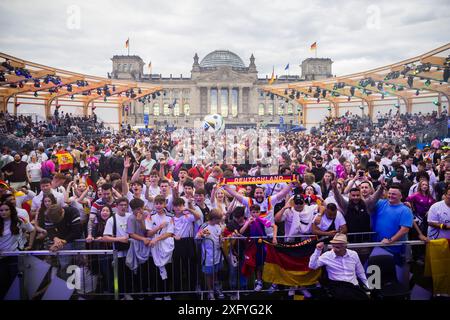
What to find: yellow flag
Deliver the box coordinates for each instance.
[268,66,275,85]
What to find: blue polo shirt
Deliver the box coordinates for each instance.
[372,199,413,254]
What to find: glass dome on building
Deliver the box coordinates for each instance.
[199,50,246,68]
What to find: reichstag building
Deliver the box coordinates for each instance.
[109,50,332,128]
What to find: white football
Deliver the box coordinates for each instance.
[203,113,224,134]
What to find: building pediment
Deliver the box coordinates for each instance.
[194,66,256,83]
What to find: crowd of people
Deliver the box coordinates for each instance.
[0,111,107,141]
[319,110,447,145]
[0,110,449,300]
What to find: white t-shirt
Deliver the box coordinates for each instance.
[173,212,196,238]
[140,158,156,176]
[0,219,34,251]
[314,211,347,232]
[198,223,223,267]
[103,212,132,257]
[145,213,175,240]
[427,200,450,239]
[26,162,42,182]
[127,191,151,210]
[147,185,161,198]
[280,205,317,240]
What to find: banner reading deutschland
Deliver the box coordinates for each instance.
[263,238,321,286]
[218,174,299,186]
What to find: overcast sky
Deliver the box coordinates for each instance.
[1,0,449,79]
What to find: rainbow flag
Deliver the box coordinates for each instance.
[55,150,73,171]
[263,238,321,286]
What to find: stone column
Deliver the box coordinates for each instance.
[238,86,243,114]
[228,86,232,117]
[217,85,221,115]
[206,86,211,114]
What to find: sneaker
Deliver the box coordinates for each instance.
[208,292,215,300]
[163,295,171,300]
[215,289,225,299]
[300,288,312,299]
[254,280,263,292]
[268,283,278,294]
[154,297,163,300]
[122,294,134,300]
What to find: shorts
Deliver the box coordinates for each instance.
[202,262,222,275]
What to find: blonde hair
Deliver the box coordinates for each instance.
[304,173,315,185]
[209,208,223,221]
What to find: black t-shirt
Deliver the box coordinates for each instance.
[311,166,327,182]
[2,161,28,182]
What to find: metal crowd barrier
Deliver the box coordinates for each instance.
[0,249,119,300]
[0,233,428,300]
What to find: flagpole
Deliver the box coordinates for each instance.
[128,39,130,56]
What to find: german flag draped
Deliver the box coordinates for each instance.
[263,238,321,286]
[425,238,450,295]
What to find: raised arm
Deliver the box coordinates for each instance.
[274,202,291,223]
[122,156,131,196]
[271,183,293,203]
[76,185,91,203]
[331,180,349,214]
[365,178,386,211]
[222,185,246,204]
[131,164,144,183]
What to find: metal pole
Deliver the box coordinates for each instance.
[112,249,119,300]
[18,255,27,300]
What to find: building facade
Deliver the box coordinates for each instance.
[109,50,333,128]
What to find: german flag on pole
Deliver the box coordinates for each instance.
[263,238,321,286]
[125,38,129,48]
[268,66,275,85]
[310,42,317,51]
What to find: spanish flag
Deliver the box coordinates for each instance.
[425,238,450,295]
[310,42,317,51]
[55,150,74,171]
[263,238,321,286]
[125,38,129,49]
[268,66,275,85]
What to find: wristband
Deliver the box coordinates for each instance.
[440,223,445,230]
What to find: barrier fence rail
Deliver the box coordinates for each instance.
[0,234,429,300]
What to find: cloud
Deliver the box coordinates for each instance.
[0,0,449,79]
